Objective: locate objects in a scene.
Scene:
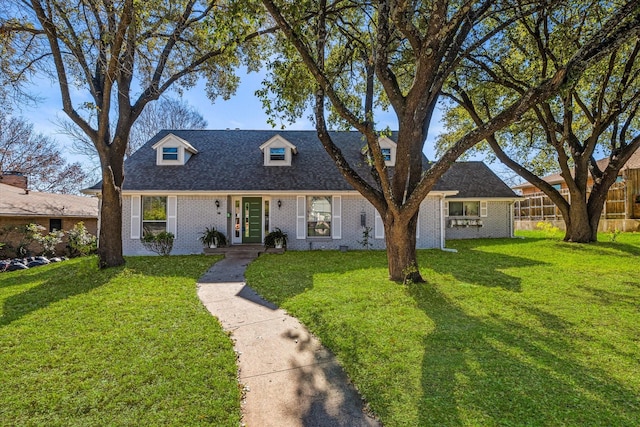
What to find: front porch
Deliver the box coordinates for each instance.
[203,244,284,257]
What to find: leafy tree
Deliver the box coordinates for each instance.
[0,115,90,194]
[1,0,269,268]
[440,1,640,242]
[260,0,640,281]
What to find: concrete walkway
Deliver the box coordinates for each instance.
[197,253,380,427]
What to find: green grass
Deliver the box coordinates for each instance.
[245,233,640,427]
[0,256,241,426]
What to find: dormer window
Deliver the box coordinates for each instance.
[162,147,178,161]
[270,147,286,161]
[378,137,397,166]
[362,137,397,166]
[152,133,198,166]
[260,134,298,166]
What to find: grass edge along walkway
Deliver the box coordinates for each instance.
[245,233,640,427]
[0,255,241,426]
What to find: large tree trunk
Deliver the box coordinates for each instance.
[563,183,604,242]
[97,154,125,268]
[563,202,596,242]
[384,211,423,283]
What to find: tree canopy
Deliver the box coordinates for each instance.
[65,97,209,163]
[438,1,640,242]
[1,0,270,267]
[260,0,640,281]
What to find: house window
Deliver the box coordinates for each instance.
[307,196,332,237]
[142,196,167,234]
[382,148,391,162]
[270,147,286,161]
[448,201,480,217]
[50,218,62,232]
[552,184,562,190]
[162,147,178,161]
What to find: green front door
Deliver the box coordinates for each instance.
[242,197,262,243]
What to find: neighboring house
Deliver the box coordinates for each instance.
[0,172,99,256]
[85,130,519,255]
[512,150,640,231]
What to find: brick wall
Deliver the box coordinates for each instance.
[122,193,444,255]
[0,216,97,257]
[123,195,226,255]
[0,173,28,190]
[445,201,513,240]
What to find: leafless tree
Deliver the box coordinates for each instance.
[0,115,90,194]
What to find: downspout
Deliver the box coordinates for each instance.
[510,201,514,238]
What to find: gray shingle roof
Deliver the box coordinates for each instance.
[435,161,519,198]
[90,129,516,198]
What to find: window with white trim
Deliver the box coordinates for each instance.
[162,147,178,161]
[142,196,167,234]
[307,196,332,237]
[381,148,391,162]
[448,201,479,217]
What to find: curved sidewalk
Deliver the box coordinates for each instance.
[197,254,380,427]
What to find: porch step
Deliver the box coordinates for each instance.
[203,244,283,258]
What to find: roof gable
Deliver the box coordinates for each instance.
[151,133,199,166]
[259,134,298,166]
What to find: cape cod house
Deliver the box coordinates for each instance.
[85,130,518,255]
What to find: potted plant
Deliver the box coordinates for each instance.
[199,226,227,248]
[264,228,288,249]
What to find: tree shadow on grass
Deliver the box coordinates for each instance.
[419,248,545,292]
[408,284,640,426]
[587,240,640,257]
[1,259,121,327]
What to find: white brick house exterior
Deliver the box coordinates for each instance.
[87,130,518,255]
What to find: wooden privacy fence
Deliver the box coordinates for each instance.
[515,182,629,220]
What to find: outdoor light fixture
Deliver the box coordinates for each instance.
[277,200,282,209]
[215,200,220,209]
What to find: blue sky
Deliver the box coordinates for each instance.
[24,68,446,170]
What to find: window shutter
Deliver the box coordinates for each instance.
[296,196,306,239]
[332,196,342,239]
[167,196,177,235]
[480,201,488,217]
[444,201,449,217]
[131,195,141,239]
[374,209,384,239]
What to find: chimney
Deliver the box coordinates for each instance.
[0,171,28,191]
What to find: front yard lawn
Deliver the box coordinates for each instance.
[245,233,640,427]
[0,256,241,426]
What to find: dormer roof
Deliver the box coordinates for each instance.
[259,134,298,166]
[151,133,198,166]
